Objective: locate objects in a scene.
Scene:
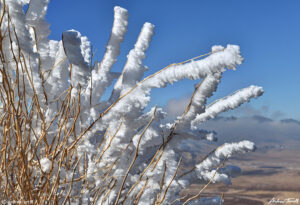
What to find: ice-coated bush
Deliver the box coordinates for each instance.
[0,0,263,204]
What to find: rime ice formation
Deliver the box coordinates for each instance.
[0,1,263,204]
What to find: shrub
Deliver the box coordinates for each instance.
[0,1,263,204]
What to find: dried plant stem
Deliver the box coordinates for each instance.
[114,107,157,205]
[182,155,228,205]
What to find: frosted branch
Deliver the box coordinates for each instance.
[98,6,128,74]
[110,22,154,102]
[191,85,264,129]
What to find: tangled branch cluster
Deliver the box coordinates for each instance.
[0,0,263,204]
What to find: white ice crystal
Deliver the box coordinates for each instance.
[40,157,52,173]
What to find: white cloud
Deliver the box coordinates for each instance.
[198,116,300,146]
[164,95,190,120]
[163,96,300,149]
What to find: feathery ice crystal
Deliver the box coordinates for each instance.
[0,1,263,204]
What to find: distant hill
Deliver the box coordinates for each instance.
[197,115,300,149]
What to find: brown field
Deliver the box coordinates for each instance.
[182,146,300,205]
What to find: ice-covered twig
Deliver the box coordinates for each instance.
[191,85,264,129]
[110,22,154,102]
[98,6,128,74]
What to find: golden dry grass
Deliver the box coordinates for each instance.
[183,147,300,205]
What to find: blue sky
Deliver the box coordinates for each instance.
[46,0,300,120]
